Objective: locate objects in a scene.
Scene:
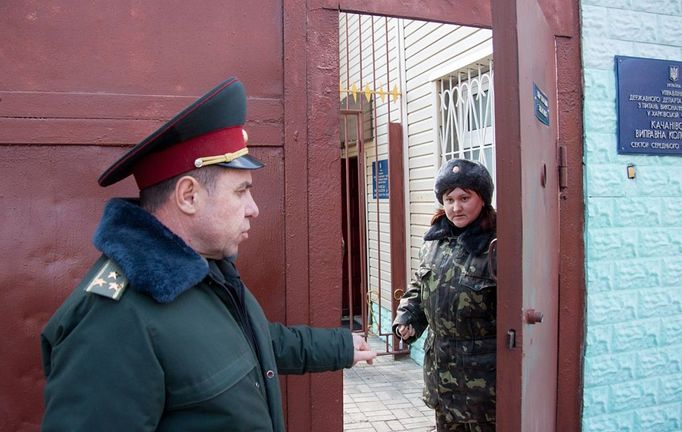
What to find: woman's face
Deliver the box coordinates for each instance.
[442,187,485,228]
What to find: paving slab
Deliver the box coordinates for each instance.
[344,335,435,431]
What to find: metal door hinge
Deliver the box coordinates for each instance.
[558,145,568,191]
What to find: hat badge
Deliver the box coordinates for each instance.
[193,128,250,168]
[452,166,460,173]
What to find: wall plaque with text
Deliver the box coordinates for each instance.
[617,55,682,156]
[372,159,389,199]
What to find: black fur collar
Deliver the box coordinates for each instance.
[423,214,494,255]
[93,198,209,303]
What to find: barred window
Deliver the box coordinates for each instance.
[436,57,496,204]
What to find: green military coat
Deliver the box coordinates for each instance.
[41,199,354,431]
[393,215,496,423]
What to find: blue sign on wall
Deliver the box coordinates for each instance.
[616,55,682,156]
[534,83,550,126]
[372,159,389,199]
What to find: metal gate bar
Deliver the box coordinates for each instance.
[340,13,408,356]
[341,109,368,337]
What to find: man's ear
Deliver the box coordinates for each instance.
[174,176,201,215]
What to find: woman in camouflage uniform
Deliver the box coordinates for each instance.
[393,159,496,432]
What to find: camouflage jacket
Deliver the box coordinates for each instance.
[393,215,496,422]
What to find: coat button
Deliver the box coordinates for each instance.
[255,382,260,389]
[266,370,275,379]
[469,265,476,272]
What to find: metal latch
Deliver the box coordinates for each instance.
[506,329,516,350]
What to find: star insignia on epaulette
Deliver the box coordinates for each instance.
[85,258,128,300]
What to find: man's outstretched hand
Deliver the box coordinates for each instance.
[352,334,377,365]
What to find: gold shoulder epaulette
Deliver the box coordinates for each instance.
[84,258,128,301]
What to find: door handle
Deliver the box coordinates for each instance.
[525,309,544,324]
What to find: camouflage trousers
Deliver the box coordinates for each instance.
[435,410,495,432]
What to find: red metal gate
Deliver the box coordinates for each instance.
[0,1,299,430]
[493,0,561,430]
[0,1,583,430]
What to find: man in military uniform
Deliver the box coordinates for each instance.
[40,77,376,431]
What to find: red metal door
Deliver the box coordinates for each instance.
[492,0,560,430]
[0,2,287,430]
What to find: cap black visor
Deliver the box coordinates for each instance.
[217,154,264,170]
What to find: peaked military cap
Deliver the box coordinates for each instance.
[99,77,264,189]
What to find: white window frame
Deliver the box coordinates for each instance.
[429,48,496,206]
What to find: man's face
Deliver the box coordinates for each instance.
[192,169,259,259]
[442,187,484,229]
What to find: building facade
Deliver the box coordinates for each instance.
[581,0,682,430]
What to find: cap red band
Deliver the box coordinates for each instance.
[132,126,245,189]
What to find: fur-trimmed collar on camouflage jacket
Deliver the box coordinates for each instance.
[423,214,494,256]
[93,198,210,303]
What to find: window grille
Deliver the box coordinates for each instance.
[437,57,496,203]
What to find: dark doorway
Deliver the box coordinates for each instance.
[341,155,363,330]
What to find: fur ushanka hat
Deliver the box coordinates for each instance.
[434,158,494,205]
